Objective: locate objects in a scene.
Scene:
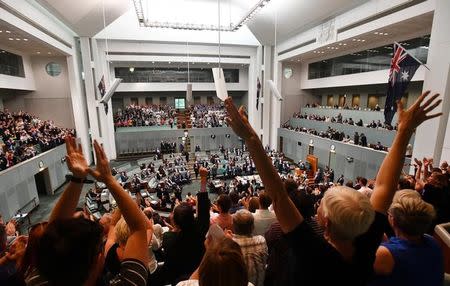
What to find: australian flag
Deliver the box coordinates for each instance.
[384,43,421,125]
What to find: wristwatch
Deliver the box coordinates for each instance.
[65,174,94,184]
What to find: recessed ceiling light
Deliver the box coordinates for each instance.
[374,32,379,34]
[207,62,210,65]
[352,39,356,41]
[338,43,342,46]
[321,51,325,54]
[37,51,41,54]
[48,52,51,54]
[0,31,2,33]
[168,61,171,64]
[297,59,300,62]
[327,47,330,49]
[16,38,20,41]
[384,33,388,35]
[357,39,361,42]
[6,30,11,34]
[8,38,13,41]
[343,43,347,46]
[23,38,28,41]
[361,39,366,42]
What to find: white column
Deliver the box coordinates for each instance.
[412,0,450,165]
[93,39,117,160]
[270,61,282,150]
[248,46,262,133]
[79,37,101,161]
[66,53,92,164]
[262,45,272,147]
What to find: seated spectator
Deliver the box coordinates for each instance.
[370,196,443,286]
[232,209,268,286]
[252,192,277,236]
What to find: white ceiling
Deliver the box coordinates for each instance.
[284,12,433,63]
[35,0,372,46]
[247,0,370,45]
[0,20,64,56]
[36,0,132,36]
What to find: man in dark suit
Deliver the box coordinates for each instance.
[360,133,367,147]
[354,132,360,145]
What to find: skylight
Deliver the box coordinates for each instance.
[133,0,271,31]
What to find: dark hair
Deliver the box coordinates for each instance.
[173,202,195,231]
[360,177,368,186]
[229,191,240,205]
[284,179,298,194]
[18,222,48,277]
[345,180,354,188]
[0,224,6,253]
[198,237,248,286]
[217,194,232,213]
[258,192,272,209]
[290,190,315,218]
[36,218,103,286]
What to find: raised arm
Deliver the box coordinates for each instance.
[371,91,442,213]
[88,141,149,264]
[196,167,211,237]
[225,98,302,233]
[49,136,89,222]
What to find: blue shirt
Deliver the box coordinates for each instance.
[369,234,444,286]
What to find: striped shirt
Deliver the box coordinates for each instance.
[232,234,268,286]
[26,259,148,286]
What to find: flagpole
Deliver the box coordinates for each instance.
[394,41,430,71]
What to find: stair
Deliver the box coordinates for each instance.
[176,110,192,129]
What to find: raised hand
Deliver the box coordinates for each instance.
[65,136,89,179]
[224,97,257,141]
[88,140,114,184]
[397,90,442,134]
[199,166,209,178]
[414,158,422,167]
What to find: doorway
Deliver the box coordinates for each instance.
[338,95,346,107]
[352,94,360,107]
[34,167,51,196]
[367,94,380,109]
[327,95,334,106]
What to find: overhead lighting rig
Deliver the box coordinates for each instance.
[133,0,271,31]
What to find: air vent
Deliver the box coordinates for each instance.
[107,52,250,59]
[278,39,316,56]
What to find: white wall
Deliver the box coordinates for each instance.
[3,56,75,129]
[281,62,320,123]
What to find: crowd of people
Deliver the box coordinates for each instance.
[293,112,396,130]
[0,91,448,286]
[114,105,177,128]
[189,104,227,128]
[0,110,74,172]
[305,102,382,111]
[283,123,388,151]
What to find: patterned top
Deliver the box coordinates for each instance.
[177,280,254,286]
[26,259,148,286]
[233,234,268,286]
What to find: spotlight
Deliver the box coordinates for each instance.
[129,67,135,72]
[211,134,216,139]
[225,134,231,138]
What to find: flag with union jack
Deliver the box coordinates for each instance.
[384,43,421,125]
